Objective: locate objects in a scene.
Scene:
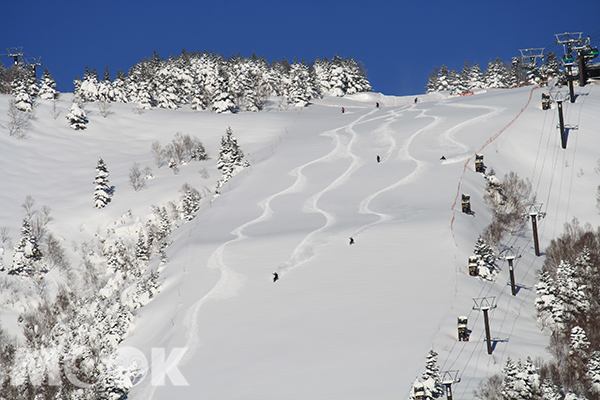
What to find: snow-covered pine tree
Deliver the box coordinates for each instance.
[448,68,460,94]
[11,66,34,112]
[97,65,115,103]
[211,66,236,113]
[421,350,444,398]
[588,351,600,395]
[216,126,249,189]
[426,67,439,93]
[434,64,450,92]
[313,56,332,94]
[94,158,112,208]
[341,56,371,94]
[501,357,523,400]
[508,56,523,88]
[112,69,128,103]
[457,60,471,94]
[538,51,562,85]
[135,230,150,262]
[472,236,498,280]
[79,66,100,102]
[9,218,43,276]
[287,59,316,107]
[483,57,510,88]
[66,102,88,130]
[180,183,202,221]
[0,60,9,94]
[469,61,483,90]
[38,67,58,100]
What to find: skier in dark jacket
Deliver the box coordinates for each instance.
[377,155,381,163]
[273,272,279,282]
[349,237,355,245]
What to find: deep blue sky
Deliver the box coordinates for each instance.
[2,0,599,96]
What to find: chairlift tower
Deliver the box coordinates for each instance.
[500,247,521,296]
[24,56,43,76]
[439,370,460,400]
[527,203,546,256]
[473,297,497,355]
[549,86,569,148]
[519,48,545,75]
[6,47,24,65]
[555,32,584,102]
[572,37,599,87]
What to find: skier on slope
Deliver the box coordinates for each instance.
[377,155,381,163]
[273,272,279,282]
[349,237,355,245]
[341,107,345,114]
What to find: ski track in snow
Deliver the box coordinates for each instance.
[277,109,379,274]
[356,107,442,236]
[143,96,513,400]
[141,108,381,400]
[437,102,504,164]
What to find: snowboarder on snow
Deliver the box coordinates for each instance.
[349,237,355,245]
[440,155,446,160]
[273,272,279,282]
[377,155,381,163]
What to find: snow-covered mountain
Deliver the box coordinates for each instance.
[0,84,599,399]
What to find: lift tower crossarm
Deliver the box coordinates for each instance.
[439,370,460,400]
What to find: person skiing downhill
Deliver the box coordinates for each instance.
[349,237,355,245]
[273,272,279,282]
[341,107,345,114]
[377,155,381,163]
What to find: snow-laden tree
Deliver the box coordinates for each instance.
[538,51,562,85]
[484,58,511,88]
[211,66,236,113]
[472,236,498,280]
[408,350,444,400]
[94,158,112,208]
[38,67,58,100]
[180,183,202,221]
[135,230,150,262]
[97,65,115,103]
[11,66,34,112]
[436,65,451,92]
[469,61,483,90]
[426,67,440,93]
[9,218,43,275]
[313,56,332,94]
[65,102,88,130]
[457,60,472,94]
[78,66,100,102]
[216,126,249,189]
[112,69,128,103]
[501,357,541,400]
[588,351,600,395]
[286,59,317,107]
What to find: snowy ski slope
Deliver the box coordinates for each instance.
[1,84,599,399]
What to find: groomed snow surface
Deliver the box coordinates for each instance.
[1,85,599,399]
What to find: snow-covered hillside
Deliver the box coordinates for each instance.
[1,84,599,399]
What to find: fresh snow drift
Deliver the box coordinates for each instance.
[0,84,599,399]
